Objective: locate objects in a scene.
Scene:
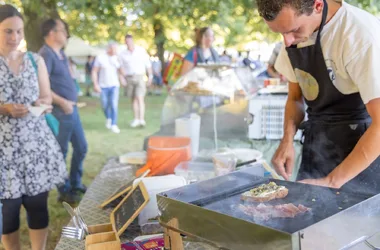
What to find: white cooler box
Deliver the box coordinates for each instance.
[248,95,303,140]
[133,175,187,226]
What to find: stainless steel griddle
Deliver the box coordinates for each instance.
[157,166,380,249]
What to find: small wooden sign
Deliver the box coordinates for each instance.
[100,170,150,209]
[111,181,149,236]
[99,177,135,209]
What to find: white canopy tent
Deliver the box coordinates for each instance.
[64,37,104,83]
[64,36,103,57]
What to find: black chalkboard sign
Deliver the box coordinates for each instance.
[111,181,149,236]
[99,177,137,209]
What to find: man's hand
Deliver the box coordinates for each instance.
[298,176,340,189]
[2,104,29,118]
[60,100,76,115]
[280,74,287,83]
[147,77,153,87]
[94,84,101,93]
[120,77,127,87]
[271,140,295,180]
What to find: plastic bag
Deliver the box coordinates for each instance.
[212,151,237,176]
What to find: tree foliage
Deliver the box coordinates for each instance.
[5,0,380,55]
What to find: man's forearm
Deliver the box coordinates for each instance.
[267,65,280,78]
[38,95,52,105]
[328,124,380,188]
[147,68,153,81]
[52,91,67,107]
[118,74,126,86]
[282,99,305,143]
[92,69,99,87]
[119,68,125,77]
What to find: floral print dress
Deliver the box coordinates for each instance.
[0,52,67,199]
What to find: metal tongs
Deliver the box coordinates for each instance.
[74,206,89,235]
[235,158,281,180]
[61,202,90,240]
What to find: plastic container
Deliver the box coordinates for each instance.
[133,175,187,225]
[249,95,304,140]
[174,161,215,183]
[175,113,201,157]
[212,152,237,176]
[136,136,192,177]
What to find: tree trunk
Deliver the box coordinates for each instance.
[22,0,60,52]
[153,11,166,75]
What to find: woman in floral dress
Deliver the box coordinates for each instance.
[0,5,67,250]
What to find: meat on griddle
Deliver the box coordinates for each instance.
[239,203,311,220]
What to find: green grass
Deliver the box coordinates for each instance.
[0,93,166,250]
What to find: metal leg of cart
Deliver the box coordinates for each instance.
[163,218,184,250]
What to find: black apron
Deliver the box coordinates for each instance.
[286,0,380,196]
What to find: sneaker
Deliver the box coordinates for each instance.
[130,119,140,128]
[106,119,112,129]
[139,120,146,127]
[72,184,87,194]
[57,191,82,204]
[111,125,120,133]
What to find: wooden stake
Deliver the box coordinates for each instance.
[164,218,184,250]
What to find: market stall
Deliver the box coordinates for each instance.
[144,64,303,178]
[55,65,309,249]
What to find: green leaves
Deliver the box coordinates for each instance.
[346,0,380,14]
[12,0,380,53]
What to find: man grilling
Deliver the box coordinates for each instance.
[256,0,380,195]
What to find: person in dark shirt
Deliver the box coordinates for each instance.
[39,18,88,203]
[85,55,95,96]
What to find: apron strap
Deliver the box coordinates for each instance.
[316,0,329,44]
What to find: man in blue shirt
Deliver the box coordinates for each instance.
[39,19,88,203]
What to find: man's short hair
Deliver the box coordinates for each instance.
[41,19,57,38]
[256,0,315,21]
[41,18,70,38]
[125,34,133,39]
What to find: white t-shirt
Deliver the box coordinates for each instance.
[93,53,120,88]
[275,2,380,104]
[268,42,282,65]
[118,46,151,76]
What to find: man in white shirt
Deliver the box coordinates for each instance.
[92,42,123,133]
[256,0,380,195]
[267,42,286,82]
[119,34,153,128]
